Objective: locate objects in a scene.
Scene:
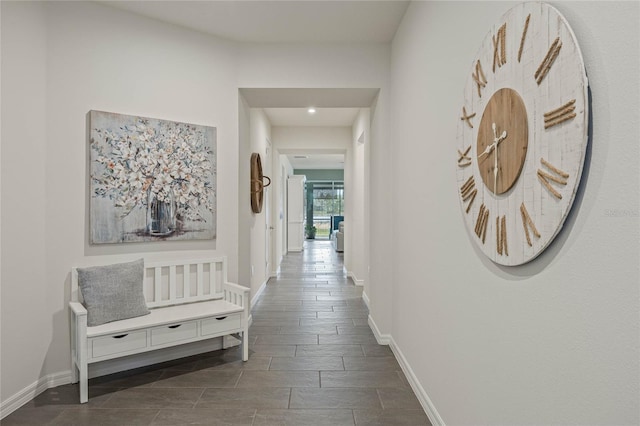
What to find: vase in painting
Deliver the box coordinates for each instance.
[147,189,176,236]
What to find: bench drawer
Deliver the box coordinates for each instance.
[91,331,147,358]
[151,321,198,346]
[201,313,241,336]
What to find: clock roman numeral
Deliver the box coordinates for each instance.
[520,203,540,247]
[472,60,487,97]
[517,14,531,63]
[537,158,569,199]
[492,23,507,72]
[460,175,477,213]
[458,145,472,168]
[460,106,476,129]
[535,37,562,85]
[475,203,489,243]
[544,99,576,129]
[496,215,508,256]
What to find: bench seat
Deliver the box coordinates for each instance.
[82,299,243,338]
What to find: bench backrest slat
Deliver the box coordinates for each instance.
[197,263,204,297]
[183,263,191,296]
[154,267,162,303]
[71,257,228,309]
[209,262,216,296]
[169,265,177,301]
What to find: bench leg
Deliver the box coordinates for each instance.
[70,361,78,384]
[242,328,249,361]
[79,361,88,403]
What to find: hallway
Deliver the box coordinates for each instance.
[2,241,429,425]
[249,239,430,424]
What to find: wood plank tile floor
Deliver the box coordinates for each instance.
[2,240,430,425]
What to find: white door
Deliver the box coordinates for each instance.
[287,175,306,252]
[281,165,287,257]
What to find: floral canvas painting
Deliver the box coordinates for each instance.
[90,111,216,243]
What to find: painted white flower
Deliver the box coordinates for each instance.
[128,170,144,189]
[92,116,214,220]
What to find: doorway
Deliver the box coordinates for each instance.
[305,179,344,240]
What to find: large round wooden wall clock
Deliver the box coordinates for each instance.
[456,2,589,266]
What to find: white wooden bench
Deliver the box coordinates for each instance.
[69,256,249,403]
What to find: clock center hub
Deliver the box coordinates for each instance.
[476,88,529,195]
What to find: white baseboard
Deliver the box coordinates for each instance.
[1,371,71,420]
[366,314,445,426]
[249,276,271,327]
[347,271,365,287]
[368,314,392,345]
[251,278,268,309]
[389,338,445,426]
[362,291,370,309]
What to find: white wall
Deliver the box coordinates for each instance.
[236,43,390,89]
[273,154,294,269]
[237,101,275,303]
[249,109,272,298]
[238,95,251,290]
[1,0,49,405]
[271,126,351,154]
[349,109,370,298]
[367,91,394,339]
[387,1,639,424]
[1,0,240,405]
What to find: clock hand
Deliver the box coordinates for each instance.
[492,127,506,193]
[477,142,497,159]
[477,130,507,161]
[494,136,499,193]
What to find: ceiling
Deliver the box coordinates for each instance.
[240,88,380,108]
[100,1,410,44]
[264,108,359,127]
[242,87,378,126]
[287,154,345,170]
[99,2,396,170]
[241,89,375,170]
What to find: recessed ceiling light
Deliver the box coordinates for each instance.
[307,107,316,114]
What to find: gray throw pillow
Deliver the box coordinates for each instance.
[77,259,150,327]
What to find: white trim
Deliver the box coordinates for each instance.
[367,314,445,426]
[389,338,445,426]
[368,314,391,345]
[362,291,370,309]
[347,271,365,287]
[251,278,268,308]
[1,371,71,420]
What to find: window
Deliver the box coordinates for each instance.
[306,180,344,239]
